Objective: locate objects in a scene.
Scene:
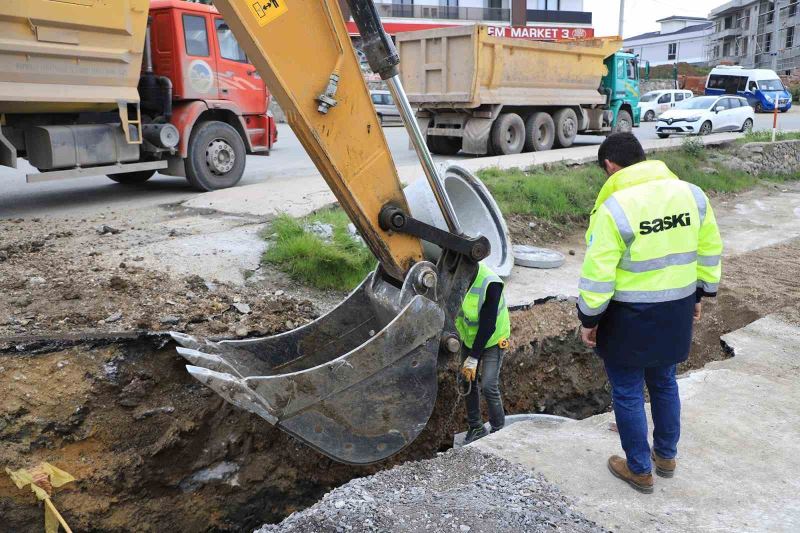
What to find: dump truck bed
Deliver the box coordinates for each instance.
[396,25,621,109]
[0,0,149,114]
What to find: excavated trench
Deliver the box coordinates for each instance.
[0,299,736,532]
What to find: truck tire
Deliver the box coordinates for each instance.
[491,113,526,155]
[185,121,246,191]
[552,108,578,148]
[613,110,633,133]
[523,112,555,152]
[107,169,156,185]
[427,135,462,155]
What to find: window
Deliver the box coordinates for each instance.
[724,15,733,29]
[758,78,785,90]
[371,94,383,105]
[675,93,685,102]
[537,0,560,9]
[667,43,677,61]
[787,26,795,48]
[626,59,637,79]
[715,98,730,110]
[765,33,772,53]
[741,37,748,56]
[727,97,741,108]
[183,14,209,57]
[617,58,625,78]
[791,0,798,17]
[215,20,247,62]
[749,80,758,91]
[712,45,720,58]
[658,93,672,104]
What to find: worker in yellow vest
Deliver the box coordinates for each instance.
[456,261,511,444]
[579,133,723,493]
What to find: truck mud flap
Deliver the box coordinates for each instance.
[171,269,445,465]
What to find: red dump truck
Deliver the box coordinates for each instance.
[0,0,277,191]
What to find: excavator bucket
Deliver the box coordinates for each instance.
[171,263,445,465]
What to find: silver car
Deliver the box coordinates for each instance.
[370,90,401,125]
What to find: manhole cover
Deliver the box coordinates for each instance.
[513,245,565,269]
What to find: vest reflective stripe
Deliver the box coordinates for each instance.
[579,278,615,293]
[619,251,698,273]
[697,280,719,293]
[698,254,721,267]
[603,196,635,246]
[613,282,697,303]
[455,263,511,349]
[578,296,609,316]
[687,183,707,224]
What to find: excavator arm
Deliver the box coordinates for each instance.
[172,0,490,464]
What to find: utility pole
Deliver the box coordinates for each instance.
[772,0,782,71]
[618,0,625,37]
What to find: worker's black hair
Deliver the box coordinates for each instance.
[597,133,646,169]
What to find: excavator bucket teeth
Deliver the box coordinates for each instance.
[172,272,445,464]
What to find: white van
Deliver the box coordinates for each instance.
[705,66,792,112]
[638,90,694,121]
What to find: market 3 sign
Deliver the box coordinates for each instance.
[487,26,594,40]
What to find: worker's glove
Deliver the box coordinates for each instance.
[461,356,479,382]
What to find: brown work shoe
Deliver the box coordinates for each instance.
[651,450,676,478]
[607,455,654,494]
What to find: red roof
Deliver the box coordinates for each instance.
[149,0,219,15]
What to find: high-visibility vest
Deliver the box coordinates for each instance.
[456,263,511,349]
[579,160,723,317]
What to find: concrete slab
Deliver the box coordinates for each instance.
[473,314,800,533]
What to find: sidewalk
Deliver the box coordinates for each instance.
[473,313,800,532]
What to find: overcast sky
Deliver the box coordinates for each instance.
[585,0,723,38]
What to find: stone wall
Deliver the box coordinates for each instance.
[641,79,678,93]
[716,140,800,175]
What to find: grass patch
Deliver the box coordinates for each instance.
[738,130,800,144]
[477,144,779,224]
[262,208,375,291]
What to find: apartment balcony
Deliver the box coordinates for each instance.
[711,27,745,41]
[526,9,592,25]
[375,4,510,22]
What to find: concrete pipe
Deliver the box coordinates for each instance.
[403,164,513,277]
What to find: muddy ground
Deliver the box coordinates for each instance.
[1,192,799,531]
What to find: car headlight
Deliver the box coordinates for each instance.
[684,115,702,122]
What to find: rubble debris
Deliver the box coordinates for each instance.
[256,447,606,533]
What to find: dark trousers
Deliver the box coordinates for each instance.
[604,361,681,475]
[465,345,505,431]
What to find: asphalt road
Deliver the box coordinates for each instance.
[1,108,798,219]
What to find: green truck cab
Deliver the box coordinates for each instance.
[602,51,644,132]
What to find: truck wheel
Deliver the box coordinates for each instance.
[552,108,578,148]
[185,121,246,191]
[491,113,525,155]
[523,112,555,152]
[427,135,461,155]
[107,169,156,185]
[613,110,633,133]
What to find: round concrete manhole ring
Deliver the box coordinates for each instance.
[513,245,565,269]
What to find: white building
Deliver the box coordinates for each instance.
[624,16,713,66]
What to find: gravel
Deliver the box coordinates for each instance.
[256,447,607,533]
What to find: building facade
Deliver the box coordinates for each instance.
[708,0,800,74]
[624,16,713,66]
[342,0,594,39]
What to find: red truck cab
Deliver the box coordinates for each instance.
[144,0,277,190]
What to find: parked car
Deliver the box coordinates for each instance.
[705,66,792,113]
[656,95,754,138]
[638,90,694,121]
[370,90,401,125]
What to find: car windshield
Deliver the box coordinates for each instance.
[676,96,718,110]
[757,79,784,91]
[640,92,662,102]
